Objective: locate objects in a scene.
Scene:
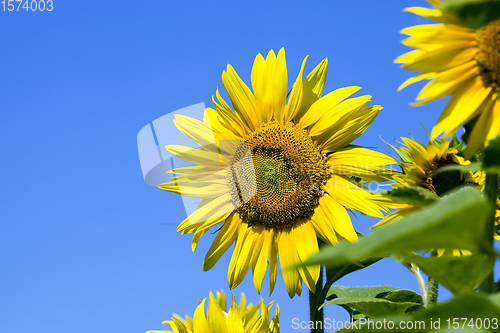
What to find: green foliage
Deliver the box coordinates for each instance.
[441,0,500,29]
[346,293,500,332]
[310,258,384,322]
[381,187,437,208]
[483,137,500,174]
[448,134,462,149]
[295,187,493,269]
[381,138,411,163]
[323,286,423,318]
[394,253,495,295]
[431,162,484,175]
[324,258,384,284]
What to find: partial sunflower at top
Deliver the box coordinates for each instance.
[396,0,500,158]
[371,136,499,256]
[160,48,395,298]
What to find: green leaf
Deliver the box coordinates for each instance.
[346,293,500,332]
[412,293,500,329]
[295,187,493,269]
[384,289,423,304]
[316,258,384,321]
[431,162,483,176]
[381,187,438,208]
[322,286,423,318]
[325,257,384,284]
[327,286,399,300]
[381,137,411,163]
[441,0,500,29]
[489,292,500,306]
[449,134,462,149]
[433,163,500,177]
[483,136,500,173]
[394,253,495,296]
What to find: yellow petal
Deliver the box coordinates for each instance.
[176,194,233,232]
[371,205,420,228]
[272,48,288,122]
[402,43,477,72]
[328,147,396,181]
[309,95,371,137]
[319,193,358,242]
[222,65,260,130]
[299,86,361,130]
[326,175,386,219]
[432,77,492,138]
[158,178,228,198]
[278,229,301,298]
[208,292,229,333]
[228,225,264,288]
[398,72,436,91]
[227,303,244,333]
[174,114,217,148]
[414,61,478,104]
[284,56,307,122]
[204,107,245,142]
[268,233,279,297]
[212,89,249,138]
[464,93,498,158]
[320,105,381,153]
[404,6,462,24]
[251,52,272,123]
[292,221,320,292]
[165,145,228,170]
[193,299,209,332]
[310,206,338,245]
[252,229,273,294]
[203,213,241,271]
[294,58,328,122]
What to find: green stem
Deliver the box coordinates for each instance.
[409,263,428,306]
[425,250,439,307]
[309,267,324,333]
[426,275,439,306]
[479,173,499,293]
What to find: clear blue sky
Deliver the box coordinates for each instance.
[1,1,495,332]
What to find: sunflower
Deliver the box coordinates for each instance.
[395,0,500,158]
[146,290,280,333]
[160,48,395,297]
[371,136,496,256]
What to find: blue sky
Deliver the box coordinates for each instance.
[1,1,494,332]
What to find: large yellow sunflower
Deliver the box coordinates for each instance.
[395,0,500,157]
[160,48,395,297]
[371,136,498,255]
[147,290,280,333]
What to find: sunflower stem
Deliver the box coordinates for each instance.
[409,263,428,306]
[425,250,439,307]
[479,173,499,293]
[309,266,324,333]
[426,277,439,307]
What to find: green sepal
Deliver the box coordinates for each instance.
[441,0,500,30]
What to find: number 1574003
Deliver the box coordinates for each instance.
[2,0,53,11]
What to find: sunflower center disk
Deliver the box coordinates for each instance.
[424,156,464,197]
[477,19,500,88]
[227,122,330,229]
